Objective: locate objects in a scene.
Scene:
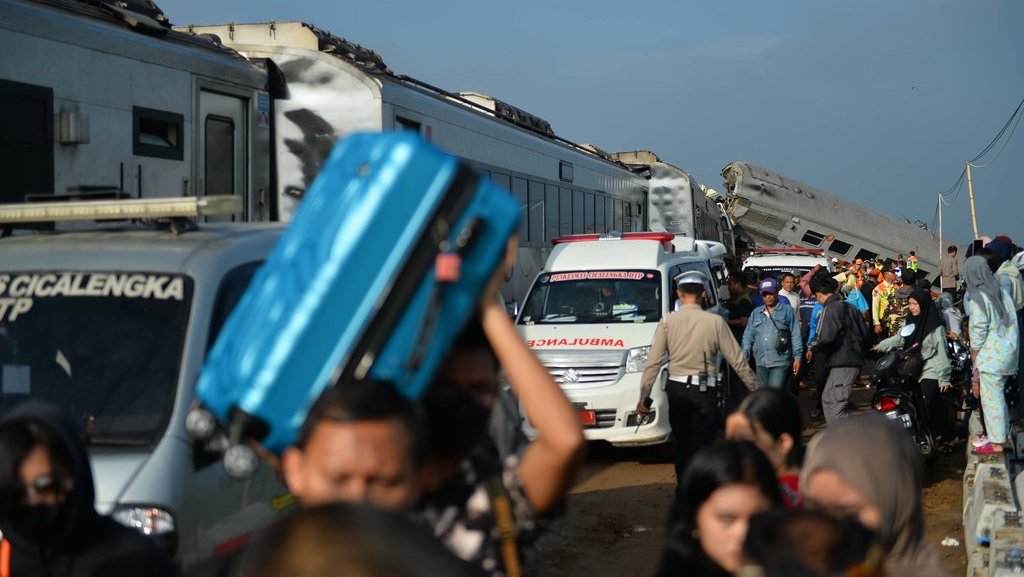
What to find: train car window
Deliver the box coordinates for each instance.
[528,180,545,244]
[545,184,560,240]
[512,177,529,242]
[395,116,421,133]
[613,200,624,233]
[134,106,183,161]
[854,248,878,262]
[559,187,573,235]
[829,238,853,255]
[491,172,511,194]
[801,230,826,245]
[205,116,235,197]
[584,193,595,233]
[573,190,585,234]
[559,161,574,183]
[594,194,606,233]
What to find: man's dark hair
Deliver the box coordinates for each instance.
[781,272,796,282]
[297,380,424,464]
[449,315,498,370]
[728,271,746,285]
[948,245,957,254]
[240,503,479,577]
[809,276,838,296]
[909,251,916,257]
[677,282,705,297]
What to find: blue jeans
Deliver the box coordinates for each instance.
[756,365,790,390]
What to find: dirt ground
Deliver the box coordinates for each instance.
[525,385,967,577]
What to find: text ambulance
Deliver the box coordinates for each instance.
[517,232,730,446]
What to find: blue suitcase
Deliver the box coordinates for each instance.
[193,132,520,461]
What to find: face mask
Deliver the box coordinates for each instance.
[422,393,493,460]
[7,502,75,547]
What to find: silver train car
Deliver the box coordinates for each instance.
[721,161,942,282]
[177,22,651,302]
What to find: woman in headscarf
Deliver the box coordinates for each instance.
[873,288,952,441]
[802,414,952,577]
[964,255,1020,454]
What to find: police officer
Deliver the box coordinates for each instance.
[636,271,760,484]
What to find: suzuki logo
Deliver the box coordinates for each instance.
[561,368,581,384]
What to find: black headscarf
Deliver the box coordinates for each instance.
[906,288,945,349]
[0,401,177,577]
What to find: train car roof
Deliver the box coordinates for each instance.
[721,160,937,247]
[5,0,265,86]
[176,20,637,173]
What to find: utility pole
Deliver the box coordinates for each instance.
[938,193,943,260]
[966,161,980,240]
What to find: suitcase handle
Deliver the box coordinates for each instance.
[407,216,486,371]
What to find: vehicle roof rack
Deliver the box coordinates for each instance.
[552,232,676,252]
[0,196,241,236]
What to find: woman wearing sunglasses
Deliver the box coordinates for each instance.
[0,401,177,577]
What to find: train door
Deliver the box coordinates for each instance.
[0,79,53,204]
[198,90,247,221]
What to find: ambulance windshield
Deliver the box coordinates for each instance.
[519,270,662,324]
[0,271,193,448]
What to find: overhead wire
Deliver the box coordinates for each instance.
[969,96,1024,164]
[969,99,1024,169]
[937,95,1024,202]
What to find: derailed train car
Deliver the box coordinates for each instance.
[721,161,942,283]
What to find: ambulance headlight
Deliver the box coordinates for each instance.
[625,346,650,374]
[112,504,178,555]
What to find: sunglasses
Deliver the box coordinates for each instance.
[17,474,70,502]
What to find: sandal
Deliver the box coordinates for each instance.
[972,442,1004,455]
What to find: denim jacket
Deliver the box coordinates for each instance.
[742,301,804,368]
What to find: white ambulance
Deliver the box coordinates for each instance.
[516,232,729,446]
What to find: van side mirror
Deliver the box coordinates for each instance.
[900,323,916,338]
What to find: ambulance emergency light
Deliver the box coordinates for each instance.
[0,196,241,224]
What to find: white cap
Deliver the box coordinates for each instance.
[675,270,709,286]
[831,257,839,263]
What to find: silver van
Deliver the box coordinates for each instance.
[0,198,289,567]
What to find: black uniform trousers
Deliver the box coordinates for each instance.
[666,380,718,487]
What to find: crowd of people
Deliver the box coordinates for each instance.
[2,237,1024,576]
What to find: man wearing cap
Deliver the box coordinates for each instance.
[637,271,760,483]
[742,277,804,390]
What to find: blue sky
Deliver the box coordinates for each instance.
[171,1,1024,245]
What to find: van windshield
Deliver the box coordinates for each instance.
[519,270,662,324]
[0,271,192,448]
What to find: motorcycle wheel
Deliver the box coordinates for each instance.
[915,428,937,465]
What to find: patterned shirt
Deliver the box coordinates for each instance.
[417,454,540,577]
[967,291,1020,376]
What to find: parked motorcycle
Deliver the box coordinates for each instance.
[946,332,978,438]
[871,323,936,459]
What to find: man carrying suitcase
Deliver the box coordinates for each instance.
[416,280,585,577]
